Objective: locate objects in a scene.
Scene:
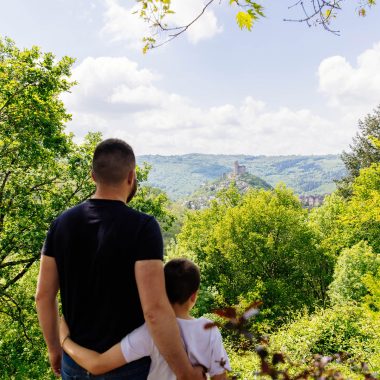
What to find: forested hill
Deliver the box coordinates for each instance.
[137,154,346,200]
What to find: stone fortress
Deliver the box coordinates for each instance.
[234,161,247,176]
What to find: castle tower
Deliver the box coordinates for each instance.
[234,161,239,176]
[234,161,246,176]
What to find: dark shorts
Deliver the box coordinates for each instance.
[61,351,151,380]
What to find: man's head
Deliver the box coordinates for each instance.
[164,259,200,305]
[92,139,137,202]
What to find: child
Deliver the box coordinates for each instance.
[60,258,231,379]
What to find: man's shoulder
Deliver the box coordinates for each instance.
[53,202,86,224]
[125,206,154,223]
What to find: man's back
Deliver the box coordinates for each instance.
[42,198,163,352]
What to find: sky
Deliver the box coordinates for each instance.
[1,0,380,156]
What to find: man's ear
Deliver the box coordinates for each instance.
[91,170,96,182]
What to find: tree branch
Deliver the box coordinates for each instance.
[149,0,217,49]
[0,257,35,269]
[0,258,36,293]
[284,0,341,34]
[0,170,12,233]
[0,292,33,343]
[0,82,33,116]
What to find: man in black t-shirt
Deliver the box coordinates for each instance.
[36,139,204,380]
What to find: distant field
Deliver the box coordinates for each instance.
[137,154,346,200]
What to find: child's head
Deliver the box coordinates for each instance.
[164,258,200,305]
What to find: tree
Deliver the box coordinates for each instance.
[310,162,380,261]
[175,185,333,326]
[0,37,174,377]
[340,163,380,252]
[328,241,380,305]
[0,37,174,296]
[308,193,347,258]
[0,36,77,297]
[336,107,380,197]
[135,0,376,52]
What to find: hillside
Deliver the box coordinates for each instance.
[137,154,346,200]
[184,172,273,209]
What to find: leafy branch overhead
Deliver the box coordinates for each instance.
[135,0,376,52]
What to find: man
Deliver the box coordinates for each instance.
[36,138,204,380]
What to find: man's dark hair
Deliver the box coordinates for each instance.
[164,259,200,305]
[92,139,135,185]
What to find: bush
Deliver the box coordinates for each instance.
[328,242,380,305]
[270,303,380,372]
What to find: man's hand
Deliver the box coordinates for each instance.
[186,366,207,380]
[48,347,62,377]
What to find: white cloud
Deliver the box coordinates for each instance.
[101,0,223,49]
[67,41,380,155]
[62,56,159,113]
[64,56,346,156]
[129,99,340,155]
[101,0,147,49]
[318,42,380,115]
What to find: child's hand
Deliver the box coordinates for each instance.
[59,316,70,346]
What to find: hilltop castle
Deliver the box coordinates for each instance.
[234,161,246,176]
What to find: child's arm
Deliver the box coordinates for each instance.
[62,338,126,375]
[60,317,126,375]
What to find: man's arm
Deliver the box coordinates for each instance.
[135,260,205,380]
[35,255,61,377]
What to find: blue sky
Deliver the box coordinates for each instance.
[1,0,380,155]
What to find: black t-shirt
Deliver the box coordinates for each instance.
[42,199,163,352]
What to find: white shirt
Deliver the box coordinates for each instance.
[120,317,231,379]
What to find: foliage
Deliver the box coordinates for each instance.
[337,107,380,197]
[208,302,379,379]
[269,304,380,375]
[137,0,265,52]
[308,193,347,257]
[134,0,377,52]
[363,269,380,313]
[131,162,175,231]
[0,36,82,298]
[0,264,56,379]
[340,163,380,252]
[0,37,175,378]
[328,242,380,305]
[309,163,380,256]
[176,185,333,326]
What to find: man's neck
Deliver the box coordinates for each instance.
[92,188,127,203]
